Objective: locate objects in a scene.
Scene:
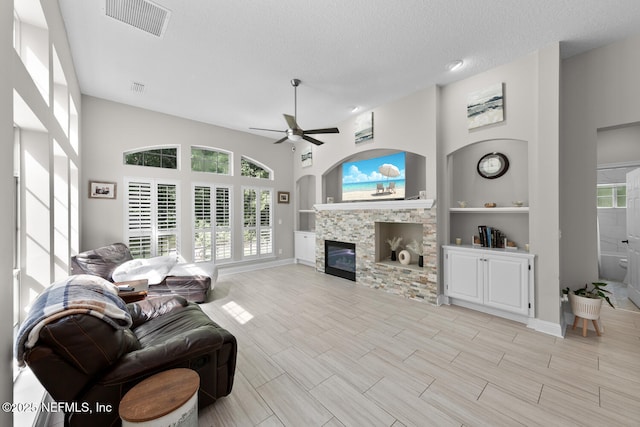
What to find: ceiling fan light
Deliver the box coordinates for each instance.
[288,134,302,142]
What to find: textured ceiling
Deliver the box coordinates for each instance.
[56,0,640,138]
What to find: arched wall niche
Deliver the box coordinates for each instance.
[321,148,427,203]
[447,138,530,248]
[448,138,528,208]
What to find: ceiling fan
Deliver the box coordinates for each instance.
[250,79,340,145]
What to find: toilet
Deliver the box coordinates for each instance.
[619,258,629,284]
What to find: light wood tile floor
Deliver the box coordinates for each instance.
[48,264,640,426]
[195,264,640,427]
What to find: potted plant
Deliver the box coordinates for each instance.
[386,237,402,261]
[406,239,425,267]
[563,282,614,336]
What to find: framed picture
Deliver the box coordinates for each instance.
[301,146,313,167]
[89,181,117,199]
[278,191,290,204]
[467,83,504,129]
[354,111,374,144]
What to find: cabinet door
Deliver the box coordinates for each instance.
[295,232,315,263]
[445,250,483,304]
[484,255,529,315]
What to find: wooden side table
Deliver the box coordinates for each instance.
[119,368,200,426]
[116,279,149,303]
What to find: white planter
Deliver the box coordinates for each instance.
[569,293,603,320]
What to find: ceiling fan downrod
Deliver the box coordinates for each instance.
[291,78,300,124]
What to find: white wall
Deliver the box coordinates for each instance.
[3,0,81,422]
[597,125,640,165]
[80,96,296,263]
[561,34,640,289]
[1,1,14,422]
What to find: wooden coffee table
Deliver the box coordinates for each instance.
[115,279,149,303]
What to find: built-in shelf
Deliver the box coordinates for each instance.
[449,243,531,254]
[299,209,315,213]
[449,207,529,213]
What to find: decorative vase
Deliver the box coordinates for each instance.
[391,250,397,261]
[398,250,411,265]
[418,255,424,267]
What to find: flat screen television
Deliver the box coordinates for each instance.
[342,152,406,202]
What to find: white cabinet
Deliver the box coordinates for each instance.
[295,231,316,266]
[444,245,534,320]
[445,249,483,304]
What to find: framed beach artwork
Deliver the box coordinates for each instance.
[467,83,504,129]
[354,112,374,144]
[89,181,117,199]
[301,146,313,167]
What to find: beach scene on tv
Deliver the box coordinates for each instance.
[342,152,406,201]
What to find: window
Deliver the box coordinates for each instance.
[191,147,231,174]
[193,184,232,262]
[597,184,626,208]
[243,187,273,257]
[124,147,178,169]
[13,10,20,52]
[125,178,180,258]
[241,156,272,179]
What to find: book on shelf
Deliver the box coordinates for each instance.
[477,225,507,248]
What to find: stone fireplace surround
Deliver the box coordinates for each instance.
[315,200,437,303]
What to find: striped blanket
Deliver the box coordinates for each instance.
[15,274,132,367]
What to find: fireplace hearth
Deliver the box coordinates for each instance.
[324,240,356,281]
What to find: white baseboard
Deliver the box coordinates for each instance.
[436,294,449,306]
[528,317,565,338]
[217,258,296,276]
[295,259,316,267]
[445,298,565,338]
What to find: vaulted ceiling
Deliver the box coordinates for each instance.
[57,0,640,137]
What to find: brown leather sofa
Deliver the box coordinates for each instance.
[71,243,214,302]
[23,295,237,426]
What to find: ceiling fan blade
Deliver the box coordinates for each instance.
[302,135,325,146]
[303,127,340,135]
[283,114,298,130]
[273,136,289,144]
[249,127,286,133]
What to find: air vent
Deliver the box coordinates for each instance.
[104,0,170,37]
[130,81,145,93]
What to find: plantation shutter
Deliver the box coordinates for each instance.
[260,189,273,254]
[125,178,179,258]
[156,183,178,256]
[242,187,273,258]
[194,185,212,262]
[193,184,232,262]
[215,187,231,259]
[126,180,153,258]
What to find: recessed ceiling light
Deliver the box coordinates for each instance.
[447,59,464,72]
[350,106,360,113]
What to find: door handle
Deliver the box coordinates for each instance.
[622,240,629,244]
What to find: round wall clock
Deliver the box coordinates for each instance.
[477,152,509,179]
